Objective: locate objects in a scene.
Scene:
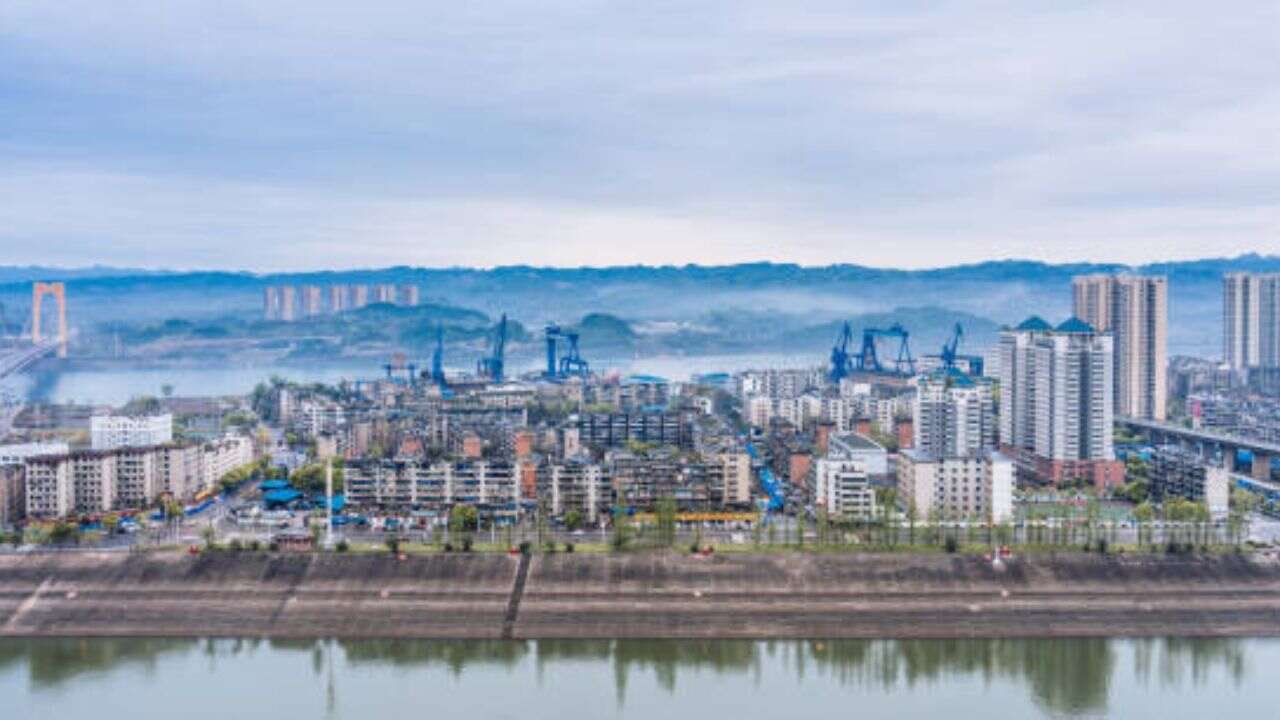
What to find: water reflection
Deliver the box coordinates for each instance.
[0,636,1254,716]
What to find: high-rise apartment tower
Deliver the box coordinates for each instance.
[1072,274,1167,420]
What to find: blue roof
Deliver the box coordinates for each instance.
[259,479,290,491]
[1055,317,1095,333]
[312,493,346,511]
[1015,316,1052,331]
[624,374,668,384]
[263,489,302,505]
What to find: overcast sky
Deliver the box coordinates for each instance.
[1,1,1276,271]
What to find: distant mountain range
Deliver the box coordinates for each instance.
[2,255,1276,360]
[5,254,1279,287]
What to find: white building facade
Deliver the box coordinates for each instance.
[91,414,173,450]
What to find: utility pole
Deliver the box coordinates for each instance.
[324,458,335,550]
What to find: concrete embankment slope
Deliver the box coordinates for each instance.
[2,552,1280,639]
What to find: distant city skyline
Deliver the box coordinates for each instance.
[2,2,1276,271]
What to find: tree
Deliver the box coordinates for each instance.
[449,504,479,533]
[563,509,584,532]
[200,524,216,549]
[654,496,677,547]
[48,521,80,545]
[102,513,120,536]
[610,507,631,551]
[290,463,344,493]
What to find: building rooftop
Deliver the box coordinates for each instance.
[1015,315,1052,331]
[1055,317,1096,333]
[830,433,886,454]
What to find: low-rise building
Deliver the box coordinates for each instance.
[1148,446,1231,519]
[345,459,522,525]
[0,441,70,466]
[897,450,1014,523]
[827,433,889,482]
[813,457,876,520]
[21,434,255,519]
[91,413,173,450]
[543,460,610,523]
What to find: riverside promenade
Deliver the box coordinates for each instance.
[2,551,1279,639]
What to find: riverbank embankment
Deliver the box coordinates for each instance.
[2,552,1279,639]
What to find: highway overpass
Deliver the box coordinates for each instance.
[1117,416,1278,481]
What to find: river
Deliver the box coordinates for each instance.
[0,637,1271,719]
[7,353,814,405]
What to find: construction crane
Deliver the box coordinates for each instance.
[829,321,855,382]
[477,313,508,382]
[856,323,916,376]
[544,323,590,380]
[933,323,984,376]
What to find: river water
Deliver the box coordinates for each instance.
[9,353,813,405]
[1,637,1271,719]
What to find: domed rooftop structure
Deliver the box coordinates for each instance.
[1014,316,1052,332]
[1055,317,1095,333]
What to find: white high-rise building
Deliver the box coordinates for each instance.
[998,316,1122,487]
[913,370,996,458]
[1223,273,1280,371]
[1072,274,1167,420]
[91,414,173,450]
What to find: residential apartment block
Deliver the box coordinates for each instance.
[1223,272,1280,372]
[898,450,1014,523]
[23,435,254,519]
[1072,274,1168,420]
[913,369,996,458]
[90,413,173,450]
[998,316,1123,488]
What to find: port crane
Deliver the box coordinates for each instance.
[544,324,590,380]
[858,323,915,375]
[931,323,984,376]
[477,314,508,382]
[829,321,855,382]
[831,322,917,379]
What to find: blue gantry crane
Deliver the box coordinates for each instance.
[831,321,917,379]
[829,321,855,382]
[477,314,508,382]
[544,323,590,380]
[857,323,915,376]
[932,323,985,376]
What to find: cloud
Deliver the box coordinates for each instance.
[0,0,1276,269]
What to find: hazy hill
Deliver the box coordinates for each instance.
[2,254,1277,359]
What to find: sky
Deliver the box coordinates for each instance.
[1,1,1277,271]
